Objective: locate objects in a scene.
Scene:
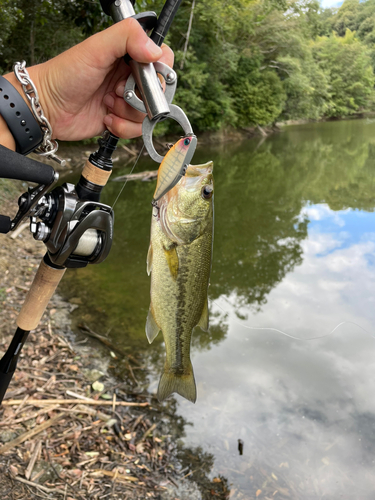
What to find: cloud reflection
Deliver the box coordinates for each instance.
[178,204,375,499]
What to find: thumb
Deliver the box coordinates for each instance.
[82,18,163,68]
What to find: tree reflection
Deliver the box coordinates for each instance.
[61,120,375,351]
[177,446,231,500]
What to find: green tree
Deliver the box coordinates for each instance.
[0,0,84,70]
[312,29,375,117]
[232,57,286,126]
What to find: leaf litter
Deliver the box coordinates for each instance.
[0,217,193,500]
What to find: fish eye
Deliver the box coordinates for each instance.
[184,138,191,146]
[201,185,213,200]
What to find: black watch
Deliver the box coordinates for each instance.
[0,75,43,155]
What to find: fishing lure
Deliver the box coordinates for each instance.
[153,135,197,203]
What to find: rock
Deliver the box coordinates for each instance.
[31,460,63,484]
[69,297,83,305]
[83,369,105,382]
[0,431,17,443]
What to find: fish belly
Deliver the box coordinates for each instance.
[150,221,212,403]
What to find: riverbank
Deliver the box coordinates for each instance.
[53,113,375,164]
[0,188,202,499]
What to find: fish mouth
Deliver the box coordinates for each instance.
[187,161,213,177]
[186,162,214,187]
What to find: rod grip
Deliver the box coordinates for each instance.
[0,144,55,185]
[17,258,66,331]
[81,159,112,186]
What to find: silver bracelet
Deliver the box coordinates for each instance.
[13,61,65,166]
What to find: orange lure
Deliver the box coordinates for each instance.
[153,135,197,202]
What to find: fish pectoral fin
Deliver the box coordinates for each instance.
[163,244,179,280]
[158,362,197,404]
[197,298,209,332]
[147,243,153,276]
[145,307,160,344]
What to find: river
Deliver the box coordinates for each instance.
[61,118,375,499]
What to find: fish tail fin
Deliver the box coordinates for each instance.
[157,363,197,404]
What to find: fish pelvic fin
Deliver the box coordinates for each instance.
[157,363,197,404]
[147,243,153,276]
[145,307,160,344]
[163,244,179,280]
[197,297,209,332]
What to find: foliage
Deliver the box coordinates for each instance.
[1,0,375,131]
[0,0,84,69]
[232,58,286,126]
[312,30,375,117]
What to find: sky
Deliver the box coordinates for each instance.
[320,0,343,8]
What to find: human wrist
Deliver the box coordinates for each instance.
[4,65,49,122]
[0,66,46,152]
[2,63,63,163]
[0,113,16,150]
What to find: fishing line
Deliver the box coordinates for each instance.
[112,144,145,209]
[210,299,375,341]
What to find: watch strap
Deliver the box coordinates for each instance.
[0,76,43,155]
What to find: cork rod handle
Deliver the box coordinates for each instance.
[81,159,112,186]
[17,259,66,331]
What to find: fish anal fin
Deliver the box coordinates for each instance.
[163,245,179,280]
[158,363,197,403]
[197,298,209,332]
[145,307,160,344]
[147,243,153,276]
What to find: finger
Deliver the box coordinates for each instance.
[160,44,174,68]
[81,18,163,69]
[103,113,142,139]
[111,43,175,101]
[103,93,146,123]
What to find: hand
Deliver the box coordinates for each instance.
[6,18,174,143]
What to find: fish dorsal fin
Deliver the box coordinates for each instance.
[146,307,160,344]
[197,298,209,332]
[163,245,179,280]
[147,243,153,276]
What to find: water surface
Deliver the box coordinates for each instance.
[63,119,375,499]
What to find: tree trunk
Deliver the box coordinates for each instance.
[180,0,196,70]
[30,21,35,66]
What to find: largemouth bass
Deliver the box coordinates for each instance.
[146,162,214,403]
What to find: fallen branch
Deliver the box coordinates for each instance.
[90,469,138,483]
[12,475,59,493]
[25,440,42,480]
[121,144,138,156]
[0,414,64,455]
[2,398,149,407]
[137,422,158,445]
[111,170,158,182]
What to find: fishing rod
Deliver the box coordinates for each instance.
[0,0,194,404]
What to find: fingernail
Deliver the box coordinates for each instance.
[104,115,113,127]
[115,83,126,98]
[145,38,162,58]
[103,94,114,108]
